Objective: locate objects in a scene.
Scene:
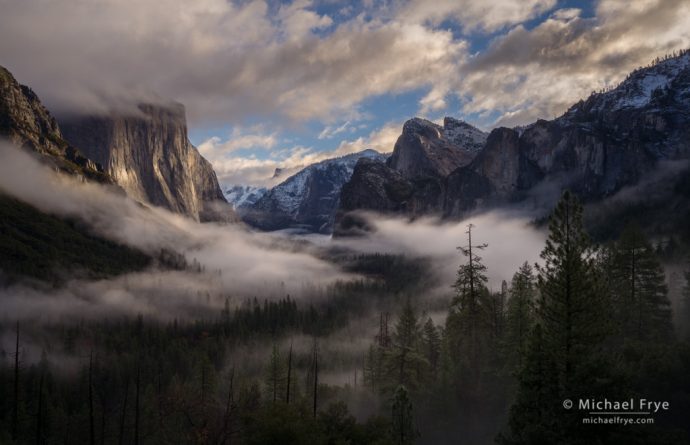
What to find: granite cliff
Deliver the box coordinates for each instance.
[59,104,233,222]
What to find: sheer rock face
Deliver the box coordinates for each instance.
[333,157,448,236]
[333,117,485,233]
[59,104,234,222]
[386,117,485,180]
[336,51,690,227]
[0,65,106,180]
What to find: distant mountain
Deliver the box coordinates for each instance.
[335,50,690,235]
[334,118,487,233]
[388,117,486,180]
[242,149,386,233]
[223,185,267,209]
[59,103,234,222]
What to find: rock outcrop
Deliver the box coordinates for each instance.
[333,117,486,233]
[0,65,107,181]
[59,104,233,221]
[387,117,485,179]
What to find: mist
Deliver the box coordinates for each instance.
[0,141,550,326]
[0,142,353,321]
[332,211,547,291]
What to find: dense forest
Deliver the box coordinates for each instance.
[1,191,690,444]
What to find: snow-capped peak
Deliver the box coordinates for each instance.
[264,149,386,216]
[442,117,487,151]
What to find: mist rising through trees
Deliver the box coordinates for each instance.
[2,192,690,444]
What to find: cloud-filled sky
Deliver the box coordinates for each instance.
[1,0,689,187]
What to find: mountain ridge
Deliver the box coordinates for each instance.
[335,50,690,235]
[241,149,387,233]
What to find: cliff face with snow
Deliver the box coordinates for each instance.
[223,185,267,209]
[387,117,486,179]
[445,51,690,213]
[241,149,386,233]
[335,51,690,234]
[59,104,234,222]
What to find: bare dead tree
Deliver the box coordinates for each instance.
[286,342,293,405]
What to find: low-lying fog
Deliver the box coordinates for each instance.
[0,141,547,324]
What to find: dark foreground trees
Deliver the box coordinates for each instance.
[500,192,687,445]
[3,194,690,444]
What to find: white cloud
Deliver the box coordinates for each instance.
[398,0,556,33]
[1,0,687,138]
[197,127,278,156]
[0,0,467,125]
[318,121,351,140]
[205,121,402,187]
[454,0,690,127]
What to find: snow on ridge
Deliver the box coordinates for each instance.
[223,185,267,209]
[442,118,487,151]
[263,149,386,216]
[608,52,690,110]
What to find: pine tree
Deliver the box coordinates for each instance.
[89,352,95,445]
[265,344,286,403]
[535,191,608,393]
[498,325,559,445]
[421,318,441,378]
[609,226,673,342]
[504,262,536,370]
[384,301,427,392]
[12,322,20,442]
[503,191,613,444]
[285,342,293,404]
[487,282,508,344]
[363,344,385,390]
[445,223,490,392]
[312,340,319,418]
[681,263,690,340]
[390,385,417,445]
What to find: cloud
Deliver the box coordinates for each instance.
[398,0,556,33]
[1,0,688,156]
[0,141,550,328]
[0,0,466,125]
[318,121,351,140]
[455,0,690,127]
[197,128,278,156]
[203,121,401,187]
[329,121,400,156]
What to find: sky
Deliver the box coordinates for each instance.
[1,0,689,187]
